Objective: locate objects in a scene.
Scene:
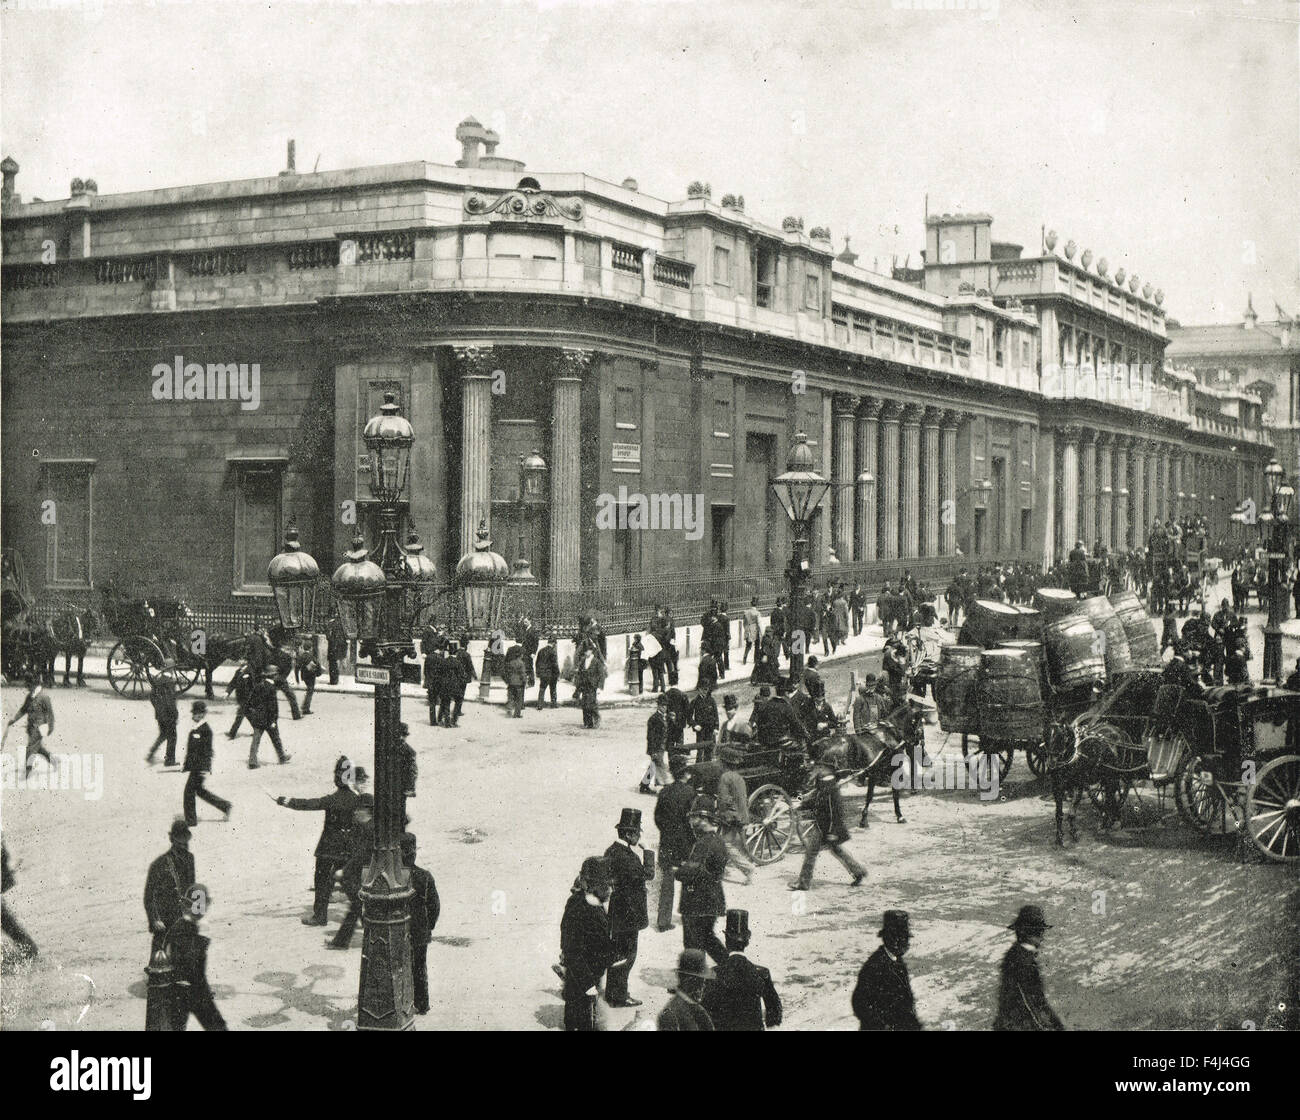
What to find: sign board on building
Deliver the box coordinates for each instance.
[355,665,393,686]
[612,443,641,465]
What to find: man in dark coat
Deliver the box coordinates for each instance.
[144,818,197,952]
[560,857,618,1031]
[502,643,528,718]
[163,883,227,1031]
[328,793,375,950]
[448,640,476,725]
[603,809,653,1007]
[994,905,1065,1031]
[182,701,231,826]
[425,645,447,726]
[276,756,369,925]
[2,840,39,960]
[751,683,809,751]
[5,676,55,776]
[657,949,716,1031]
[792,765,866,891]
[517,615,539,688]
[146,669,179,766]
[326,611,348,684]
[852,909,922,1030]
[642,694,671,794]
[663,685,691,758]
[224,662,254,738]
[535,634,560,708]
[246,671,290,767]
[654,756,697,932]
[702,910,782,1031]
[1067,540,1090,598]
[401,832,440,1016]
[690,685,719,760]
[677,795,729,964]
[696,648,720,694]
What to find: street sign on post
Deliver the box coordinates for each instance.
[356,665,393,686]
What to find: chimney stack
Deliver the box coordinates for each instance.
[1,156,18,205]
[280,139,296,177]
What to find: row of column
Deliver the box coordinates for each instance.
[833,396,961,562]
[1054,427,1247,554]
[455,344,590,591]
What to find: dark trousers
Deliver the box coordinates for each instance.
[332,887,361,947]
[682,915,727,965]
[248,724,286,764]
[852,608,864,635]
[742,639,754,664]
[276,679,301,719]
[506,683,526,717]
[412,942,429,1013]
[537,678,558,707]
[149,720,178,765]
[174,983,228,1031]
[228,705,246,736]
[605,929,639,1003]
[327,651,342,685]
[312,857,342,922]
[656,860,680,930]
[666,648,679,686]
[2,901,39,958]
[183,771,230,825]
[649,656,666,692]
[25,734,52,772]
[301,675,317,714]
[563,990,598,1031]
[795,825,866,889]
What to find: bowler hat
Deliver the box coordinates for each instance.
[617,808,642,833]
[689,794,720,823]
[1009,905,1051,933]
[879,909,910,940]
[169,817,192,840]
[579,856,611,894]
[191,700,207,715]
[758,685,772,698]
[807,656,819,668]
[724,909,751,946]
[722,694,738,710]
[676,948,715,981]
[353,765,370,784]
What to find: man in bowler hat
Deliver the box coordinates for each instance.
[604,808,654,1007]
[702,910,782,1031]
[559,856,620,1031]
[852,910,921,1030]
[994,905,1064,1031]
[657,949,715,1031]
[144,818,197,952]
[246,670,291,768]
[182,701,231,826]
[676,795,729,964]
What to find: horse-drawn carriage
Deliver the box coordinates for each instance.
[1,549,54,684]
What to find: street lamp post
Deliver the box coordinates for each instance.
[307,390,436,1031]
[1262,460,1294,684]
[457,521,509,702]
[770,431,832,669]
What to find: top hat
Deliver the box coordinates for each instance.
[579,856,612,894]
[617,808,642,833]
[722,694,738,710]
[191,700,207,715]
[724,909,751,946]
[676,948,715,981]
[879,909,910,940]
[806,656,819,668]
[1009,905,1051,934]
[169,817,192,840]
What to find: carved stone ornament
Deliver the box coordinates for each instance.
[464,190,583,221]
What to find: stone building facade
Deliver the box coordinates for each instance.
[0,125,1271,610]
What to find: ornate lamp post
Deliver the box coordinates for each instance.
[457,520,509,702]
[510,449,548,590]
[1262,460,1294,684]
[771,431,832,655]
[267,523,324,635]
[326,391,436,1031]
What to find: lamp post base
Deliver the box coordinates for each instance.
[1263,625,1284,686]
[357,844,415,1032]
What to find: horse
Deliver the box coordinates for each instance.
[1043,718,1126,846]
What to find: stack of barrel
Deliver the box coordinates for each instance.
[1109,590,1162,668]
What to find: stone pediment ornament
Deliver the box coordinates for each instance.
[464,190,583,222]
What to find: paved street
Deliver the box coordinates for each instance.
[2,592,1297,1031]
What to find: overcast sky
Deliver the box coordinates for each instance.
[2,0,1297,324]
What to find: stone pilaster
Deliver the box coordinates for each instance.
[832,394,858,565]
[455,345,495,558]
[855,398,881,561]
[1171,454,1183,523]
[1115,437,1130,548]
[1131,442,1146,549]
[921,407,942,558]
[1058,426,1081,557]
[900,405,923,559]
[878,401,901,561]
[1097,432,1114,551]
[1080,428,1098,551]
[1147,446,1159,533]
[940,410,960,556]
[549,347,592,590]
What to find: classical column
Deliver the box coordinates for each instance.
[878,402,901,560]
[455,345,495,557]
[940,410,960,556]
[1097,432,1114,552]
[550,347,591,590]
[1080,428,1098,551]
[1114,437,1130,551]
[1146,446,1159,536]
[921,407,942,558]
[1131,442,1146,548]
[1159,446,1172,525]
[900,405,923,559]
[1059,426,1081,555]
[832,394,858,565]
[1171,454,1183,523]
[855,398,881,561]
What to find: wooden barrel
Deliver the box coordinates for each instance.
[965,599,1022,648]
[1110,590,1161,667]
[1011,605,1043,642]
[1043,614,1106,691]
[977,649,1043,741]
[936,645,982,734]
[1083,595,1133,678]
[1034,587,1080,619]
[1002,638,1048,695]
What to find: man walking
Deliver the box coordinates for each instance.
[326,610,348,684]
[246,670,290,767]
[716,745,754,885]
[402,832,440,1016]
[161,884,227,1031]
[654,756,697,932]
[559,856,618,1031]
[702,910,782,1031]
[182,701,231,826]
[742,598,761,665]
[641,694,671,795]
[328,795,375,950]
[851,910,921,1030]
[994,905,1064,1030]
[604,809,653,1008]
[224,662,254,739]
[677,795,729,964]
[850,582,866,636]
[5,675,55,777]
[690,684,719,761]
[144,818,197,952]
[146,666,179,766]
[791,764,866,891]
[535,633,560,709]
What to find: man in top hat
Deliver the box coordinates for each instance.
[702,910,782,1031]
[604,808,654,1007]
[146,664,180,766]
[851,910,921,1031]
[994,905,1064,1031]
[560,856,620,1031]
[719,693,752,744]
[245,669,290,768]
[182,701,231,826]
[5,674,55,777]
[654,755,697,932]
[676,795,729,964]
[144,818,197,952]
[656,949,715,1031]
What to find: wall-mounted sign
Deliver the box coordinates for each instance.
[612,443,641,465]
[355,665,392,686]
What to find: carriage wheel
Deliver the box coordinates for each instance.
[1245,755,1300,863]
[167,660,203,696]
[108,637,163,699]
[744,784,799,865]
[1174,752,1227,834]
[965,742,1012,787]
[1024,742,1049,778]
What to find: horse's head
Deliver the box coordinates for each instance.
[1043,721,1078,766]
